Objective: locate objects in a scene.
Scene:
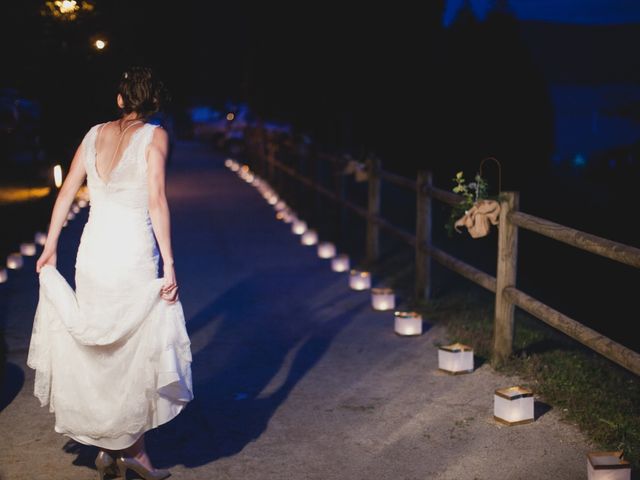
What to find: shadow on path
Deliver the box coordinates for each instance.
[152,265,364,468]
[0,362,24,414]
[66,263,362,470]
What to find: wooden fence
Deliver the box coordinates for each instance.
[242,131,640,376]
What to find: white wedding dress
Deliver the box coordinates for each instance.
[27,122,194,449]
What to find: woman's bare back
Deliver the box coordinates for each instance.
[95,120,146,182]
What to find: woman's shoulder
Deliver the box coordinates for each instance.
[80,122,103,144]
[148,123,168,142]
[92,120,110,130]
[85,121,109,137]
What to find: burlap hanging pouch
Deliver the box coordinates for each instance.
[454,199,501,238]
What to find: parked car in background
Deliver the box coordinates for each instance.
[188,105,224,139]
[188,102,253,155]
[187,101,295,157]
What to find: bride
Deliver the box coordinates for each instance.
[30,66,193,480]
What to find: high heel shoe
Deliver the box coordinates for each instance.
[95,450,117,480]
[116,455,171,480]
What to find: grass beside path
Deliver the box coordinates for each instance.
[425,287,640,472]
[362,244,640,472]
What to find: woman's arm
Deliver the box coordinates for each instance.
[147,127,179,304]
[35,140,88,273]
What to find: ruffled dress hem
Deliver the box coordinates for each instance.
[28,264,194,449]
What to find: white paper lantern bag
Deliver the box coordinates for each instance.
[587,452,630,480]
[493,386,534,426]
[438,343,474,374]
[394,311,423,336]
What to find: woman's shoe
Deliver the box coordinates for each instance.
[95,450,117,480]
[116,455,171,480]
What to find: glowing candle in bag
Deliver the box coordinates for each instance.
[301,229,318,246]
[331,254,350,272]
[493,386,534,426]
[317,242,336,259]
[438,343,474,374]
[394,311,422,335]
[35,232,47,246]
[7,253,23,270]
[371,288,395,311]
[349,270,371,290]
[292,219,307,235]
[20,242,36,256]
[284,210,295,223]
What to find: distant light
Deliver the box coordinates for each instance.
[58,0,78,14]
[44,0,94,22]
[226,112,235,121]
[54,165,63,188]
[94,39,106,50]
[0,186,50,204]
[573,154,586,167]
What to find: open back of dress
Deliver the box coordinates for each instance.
[27,122,193,449]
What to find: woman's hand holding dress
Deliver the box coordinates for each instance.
[161,264,179,304]
[36,247,57,273]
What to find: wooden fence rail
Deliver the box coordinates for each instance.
[244,137,640,376]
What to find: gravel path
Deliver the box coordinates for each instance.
[0,140,595,479]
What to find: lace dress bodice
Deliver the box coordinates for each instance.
[83,122,158,212]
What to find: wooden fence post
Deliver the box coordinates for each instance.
[334,162,346,244]
[266,141,275,183]
[415,171,432,301]
[492,191,520,367]
[313,151,321,219]
[257,134,264,175]
[257,128,267,178]
[366,156,381,265]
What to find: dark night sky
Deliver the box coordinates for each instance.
[1,2,443,163]
[2,1,640,190]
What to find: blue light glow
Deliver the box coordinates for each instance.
[443,0,640,26]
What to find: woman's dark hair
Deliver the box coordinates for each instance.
[117,66,170,119]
